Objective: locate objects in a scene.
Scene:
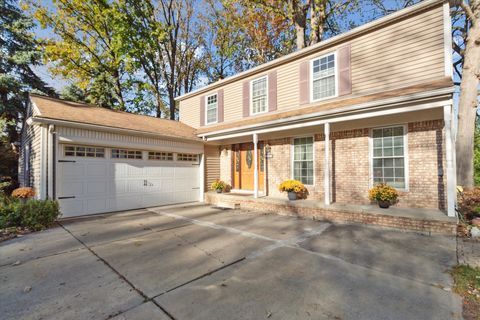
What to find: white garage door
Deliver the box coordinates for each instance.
[57,145,200,217]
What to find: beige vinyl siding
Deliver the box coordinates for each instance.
[204,145,220,189]
[178,3,446,129]
[19,122,43,197]
[56,126,203,154]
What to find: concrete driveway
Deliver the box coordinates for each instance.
[0,203,462,320]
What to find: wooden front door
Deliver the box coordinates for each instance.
[233,143,264,191]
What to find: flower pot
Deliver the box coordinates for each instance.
[287,192,297,201]
[378,200,390,209]
[216,189,222,194]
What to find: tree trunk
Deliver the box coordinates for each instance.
[456,10,480,188]
[289,0,307,50]
[168,87,176,120]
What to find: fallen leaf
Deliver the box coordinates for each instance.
[23,286,31,293]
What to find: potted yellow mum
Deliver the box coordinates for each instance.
[279,180,305,201]
[211,180,226,193]
[368,183,399,208]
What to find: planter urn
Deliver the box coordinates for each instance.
[378,200,390,209]
[216,189,222,194]
[287,192,297,201]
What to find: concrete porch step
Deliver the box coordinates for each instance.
[205,192,458,235]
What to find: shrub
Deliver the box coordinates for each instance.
[0,199,60,231]
[211,180,226,191]
[457,187,480,221]
[20,200,60,231]
[278,180,306,193]
[368,183,399,202]
[11,187,35,199]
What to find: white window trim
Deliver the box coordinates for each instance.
[368,124,409,192]
[250,75,269,116]
[205,93,218,125]
[290,135,315,186]
[309,51,338,103]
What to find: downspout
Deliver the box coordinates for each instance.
[47,125,56,199]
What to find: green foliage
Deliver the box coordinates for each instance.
[474,123,480,186]
[0,197,60,231]
[0,0,56,182]
[451,265,480,317]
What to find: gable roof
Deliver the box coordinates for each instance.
[175,0,445,102]
[29,94,201,142]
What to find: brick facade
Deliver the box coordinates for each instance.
[210,120,446,211]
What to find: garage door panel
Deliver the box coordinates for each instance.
[61,162,85,178]
[85,163,108,177]
[60,181,84,197]
[59,199,84,218]
[85,181,107,195]
[58,144,200,217]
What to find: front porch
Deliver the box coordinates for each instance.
[205,192,457,235]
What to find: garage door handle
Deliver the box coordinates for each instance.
[58,196,76,199]
[58,160,76,163]
[192,187,200,190]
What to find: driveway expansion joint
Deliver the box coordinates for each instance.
[58,222,176,320]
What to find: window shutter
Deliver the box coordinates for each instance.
[338,45,352,96]
[268,70,277,112]
[242,81,250,117]
[217,89,224,123]
[199,95,205,126]
[299,61,310,105]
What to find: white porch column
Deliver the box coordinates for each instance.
[253,133,259,198]
[444,105,456,217]
[199,153,205,202]
[324,123,330,205]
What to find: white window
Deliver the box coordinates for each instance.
[371,126,407,189]
[111,149,143,159]
[251,76,268,115]
[206,94,218,124]
[148,151,173,161]
[292,137,314,185]
[177,153,198,162]
[311,53,336,101]
[64,145,105,158]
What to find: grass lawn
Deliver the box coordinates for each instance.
[452,265,480,320]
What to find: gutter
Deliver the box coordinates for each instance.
[198,86,455,139]
[29,117,204,145]
[175,0,445,102]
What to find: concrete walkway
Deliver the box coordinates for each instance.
[0,203,462,319]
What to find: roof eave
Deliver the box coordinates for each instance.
[30,117,204,144]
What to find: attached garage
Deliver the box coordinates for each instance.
[19,94,205,218]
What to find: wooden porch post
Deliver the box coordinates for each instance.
[253,133,259,198]
[324,123,331,205]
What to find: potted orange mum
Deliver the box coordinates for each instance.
[368,184,399,208]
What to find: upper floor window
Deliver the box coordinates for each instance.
[371,126,407,189]
[65,145,105,158]
[206,94,218,124]
[251,76,267,115]
[311,53,336,101]
[112,149,143,159]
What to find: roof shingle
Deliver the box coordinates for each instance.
[30,94,200,142]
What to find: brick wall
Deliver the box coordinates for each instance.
[209,120,446,210]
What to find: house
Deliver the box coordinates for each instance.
[176,0,456,217]
[19,0,456,220]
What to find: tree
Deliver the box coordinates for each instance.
[32,0,130,110]
[0,0,55,180]
[250,0,360,50]
[451,0,480,188]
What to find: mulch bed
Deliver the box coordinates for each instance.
[0,228,32,243]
